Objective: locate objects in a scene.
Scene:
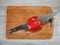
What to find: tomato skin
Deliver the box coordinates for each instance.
[27,16,43,32]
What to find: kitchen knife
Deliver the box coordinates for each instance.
[9,12,56,33]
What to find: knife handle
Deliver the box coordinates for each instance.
[9,25,23,33]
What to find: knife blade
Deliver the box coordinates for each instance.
[38,12,56,24]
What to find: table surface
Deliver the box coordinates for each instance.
[0,0,60,45]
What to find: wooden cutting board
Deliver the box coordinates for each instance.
[6,6,54,39]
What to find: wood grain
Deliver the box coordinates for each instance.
[6,6,54,39]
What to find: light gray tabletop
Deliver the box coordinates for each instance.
[0,0,60,45]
